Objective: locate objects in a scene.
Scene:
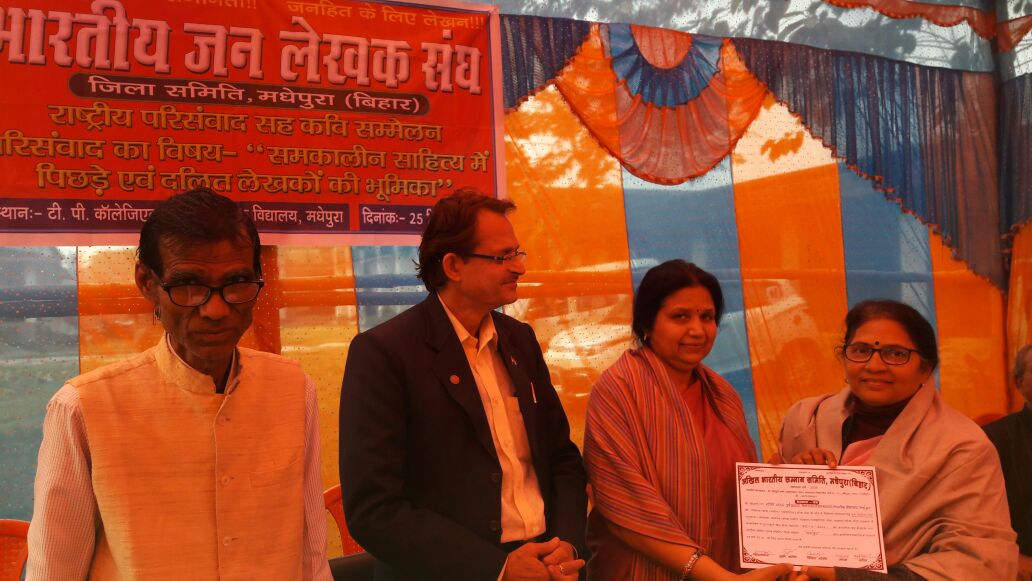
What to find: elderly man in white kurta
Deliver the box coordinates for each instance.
[27,188,332,581]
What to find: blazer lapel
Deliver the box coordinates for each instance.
[494,316,541,463]
[422,296,497,459]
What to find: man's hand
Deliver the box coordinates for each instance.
[502,538,558,581]
[541,538,585,580]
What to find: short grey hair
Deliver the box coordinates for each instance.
[1014,344,1032,378]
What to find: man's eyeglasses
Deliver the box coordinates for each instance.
[461,250,528,264]
[160,280,265,307]
[841,343,921,366]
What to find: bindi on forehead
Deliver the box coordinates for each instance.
[668,306,714,314]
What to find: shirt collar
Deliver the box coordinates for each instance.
[437,294,497,352]
[155,333,240,395]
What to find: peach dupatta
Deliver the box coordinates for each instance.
[780,383,1018,579]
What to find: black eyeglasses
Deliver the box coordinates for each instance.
[461,250,528,264]
[841,343,921,366]
[160,280,265,307]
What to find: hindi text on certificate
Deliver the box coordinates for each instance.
[736,462,887,572]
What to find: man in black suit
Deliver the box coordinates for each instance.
[339,189,588,580]
[984,343,1032,579]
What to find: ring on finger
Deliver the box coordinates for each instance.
[559,563,567,576]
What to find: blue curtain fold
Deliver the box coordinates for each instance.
[499,15,593,111]
[607,24,722,107]
[733,37,1003,286]
[1000,72,1032,236]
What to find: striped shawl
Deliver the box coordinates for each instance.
[583,347,756,578]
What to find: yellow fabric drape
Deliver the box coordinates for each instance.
[929,233,1008,421]
[732,99,850,458]
[504,85,634,446]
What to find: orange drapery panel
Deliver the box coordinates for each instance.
[553,25,767,184]
[822,0,995,40]
[929,233,1008,422]
[504,85,633,446]
[999,14,1032,52]
[732,99,850,458]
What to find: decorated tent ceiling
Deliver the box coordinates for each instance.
[821,0,994,39]
[500,16,1014,287]
[494,0,1032,245]
[489,0,995,71]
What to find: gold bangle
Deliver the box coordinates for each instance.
[679,547,703,580]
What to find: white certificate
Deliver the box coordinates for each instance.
[736,463,887,573]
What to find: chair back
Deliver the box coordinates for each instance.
[0,519,29,581]
[323,484,364,556]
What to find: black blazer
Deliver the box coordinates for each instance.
[339,296,588,580]
[983,407,1032,555]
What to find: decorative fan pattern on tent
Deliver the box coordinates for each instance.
[554,24,767,186]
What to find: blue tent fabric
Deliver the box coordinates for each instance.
[607,24,723,107]
[733,37,1002,286]
[500,15,593,111]
[1000,72,1032,236]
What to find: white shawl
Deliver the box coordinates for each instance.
[780,382,1018,579]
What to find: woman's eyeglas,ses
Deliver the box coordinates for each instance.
[842,343,920,366]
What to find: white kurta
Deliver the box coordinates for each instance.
[27,335,332,581]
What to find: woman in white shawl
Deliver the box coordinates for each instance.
[781,299,1017,580]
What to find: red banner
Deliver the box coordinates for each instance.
[0,0,505,244]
